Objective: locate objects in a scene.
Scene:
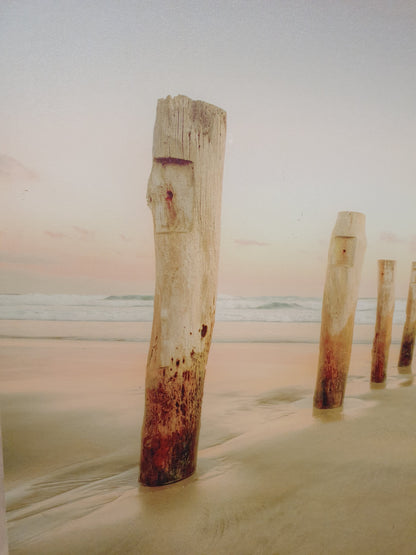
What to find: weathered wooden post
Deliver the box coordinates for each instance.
[0,421,8,555]
[371,260,396,383]
[398,262,416,373]
[139,95,226,486]
[313,211,366,409]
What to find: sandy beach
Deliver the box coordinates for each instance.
[1,320,415,554]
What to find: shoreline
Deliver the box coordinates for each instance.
[0,319,406,344]
[1,323,415,554]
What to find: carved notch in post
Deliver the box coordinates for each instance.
[398,262,416,373]
[371,260,396,384]
[313,211,366,409]
[139,95,226,486]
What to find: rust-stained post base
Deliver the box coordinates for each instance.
[371,260,396,383]
[139,95,226,486]
[398,262,416,374]
[313,212,366,409]
[140,361,206,486]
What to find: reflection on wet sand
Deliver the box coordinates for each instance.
[1,322,415,554]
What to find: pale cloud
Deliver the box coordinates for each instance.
[234,239,270,247]
[44,230,67,239]
[379,231,403,243]
[73,226,94,240]
[0,154,37,181]
[379,232,416,254]
[0,252,52,265]
[409,235,416,252]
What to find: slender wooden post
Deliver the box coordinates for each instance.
[0,421,8,555]
[398,262,416,373]
[313,211,366,409]
[371,260,396,383]
[139,95,226,486]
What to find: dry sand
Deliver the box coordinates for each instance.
[1,321,415,554]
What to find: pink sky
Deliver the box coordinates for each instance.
[1,1,415,297]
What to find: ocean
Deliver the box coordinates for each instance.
[0,293,406,325]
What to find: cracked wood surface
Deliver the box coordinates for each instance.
[140,95,226,486]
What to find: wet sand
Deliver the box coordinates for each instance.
[1,322,415,554]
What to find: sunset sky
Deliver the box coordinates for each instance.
[1,1,415,297]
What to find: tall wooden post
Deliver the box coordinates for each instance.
[313,211,366,409]
[371,260,396,383]
[140,95,226,486]
[398,262,416,373]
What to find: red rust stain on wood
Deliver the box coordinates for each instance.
[140,365,205,486]
[314,315,354,409]
[371,331,388,383]
[399,335,415,367]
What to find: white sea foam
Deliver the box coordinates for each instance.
[0,294,407,325]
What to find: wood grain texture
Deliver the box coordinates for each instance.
[398,262,416,373]
[371,260,396,383]
[140,95,226,486]
[313,211,366,409]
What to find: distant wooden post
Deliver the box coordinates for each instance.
[371,260,396,383]
[313,212,366,409]
[398,262,416,373]
[139,95,226,486]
